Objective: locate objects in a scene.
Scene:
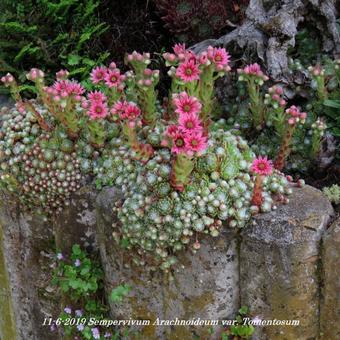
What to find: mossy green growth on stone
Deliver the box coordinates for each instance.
[0,223,17,340]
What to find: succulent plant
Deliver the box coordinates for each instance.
[1,44,299,271]
[323,184,340,205]
[0,105,93,215]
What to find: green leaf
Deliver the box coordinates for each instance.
[80,267,90,276]
[14,43,40,63]
[67,54,81,66]
[60,281,70,292]
[110,284,131,302]
[69,279,80,289]
[18,85,38,94]
[324,99,340,109]
[72,244,81,256]
[120,238,130,249]
[82,57,96,67]
[239,306,249,315]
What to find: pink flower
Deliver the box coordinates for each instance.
[212,48,230,67]
[173,43,186,55]
[68,81,85,95]
[53,80,69,94]
[184,131,207,153]
[244,63,263,76]
[176,59,200,82]
[173,92,202,116]
[251,156,273,176]
[88,101,108,119]
[198,52,208,65]
[88,91,107,103]
[90,66,107,84]
[52,80,84,96]
[165,125,179,138]
[178,112,202,133]
[104,69,123,88]
[171,132,187,154]
[111,100,127,118]
[123,102,141,120]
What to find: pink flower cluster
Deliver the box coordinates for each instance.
[86,90,109,120]
[237,63,269,81]
[111,101,141,124]
[90,63,125,89]
[165,92,207,155]
[251,156,273,176]
[163,44,231,82]
[286,105,307,125]
[45,79,85,102]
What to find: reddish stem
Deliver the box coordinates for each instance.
[24,101,51,132]
[274,125,295,171]
[251,175,263,207]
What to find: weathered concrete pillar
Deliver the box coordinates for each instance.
[0,193,59,340]
[96,187,239,340]
[320,216,340,339]
[240,185,334,339]
[0,186,97,340]
[54,185,97,254]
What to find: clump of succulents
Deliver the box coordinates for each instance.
[225,59,339,173]
[0,67,120,214]
[92,45,293,270]
[1,44,300,270]
[323,184,340,205]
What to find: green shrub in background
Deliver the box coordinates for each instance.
[0,0,110,92]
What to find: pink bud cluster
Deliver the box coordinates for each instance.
[163,44,231,83]
[111,101,141,127]
[311,118,326,132]
[137,68,160,87]
[1,73,15,86]
[237,63,269,82]
[127,51,151,64]
[26,68,45,81]
[265,85,286,108]
[56,69,69,80]
[286,105,307,125]
[308,65,325,77]
[164,92,207,155]
[90,63,125,90]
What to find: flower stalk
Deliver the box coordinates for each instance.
[250,156,273,209]
[126,52,159,127]
[237,64,269,130]
[170,153,194,191]
[274,106,307,171]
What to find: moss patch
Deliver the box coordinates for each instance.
[0,222,17,339]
